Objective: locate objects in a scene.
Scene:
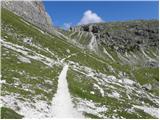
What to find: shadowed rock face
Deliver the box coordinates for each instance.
[71,20,159,53]
[1,1,54,34]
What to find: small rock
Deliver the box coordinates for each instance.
[142,83,152,91]
[66,49,70,53]
[0,80,6,84]
[90,91,95,95]
[23,37,32,44]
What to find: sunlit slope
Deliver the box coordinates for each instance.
[1,8,159,119]
[68,20,158,67]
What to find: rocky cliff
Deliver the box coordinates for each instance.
[71,20,158,53]
[1,1,54,34]
[69,20,159,67]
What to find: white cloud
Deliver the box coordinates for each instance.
[63,23,72,29]
[78,10,104,25]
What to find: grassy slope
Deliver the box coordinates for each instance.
[1,107,24,119]
[64,20,159,119]
[1,8,62,118]
[67,69,157,119]
[1,8,114,118]
[1,8,159,119]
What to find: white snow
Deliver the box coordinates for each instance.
[133,105,159,118]
[51,65,84,118]
[17,55,31,63]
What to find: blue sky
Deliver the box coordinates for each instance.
[44,1,158,28]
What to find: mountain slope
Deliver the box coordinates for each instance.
[69,20,158,66]
[1,1,54,34]
[1,8,159,119]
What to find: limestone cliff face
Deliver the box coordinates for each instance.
[1,1,54,34]
[71,20,158,53]
[69,20,158,67]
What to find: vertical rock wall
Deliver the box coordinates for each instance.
[1,1,54,34]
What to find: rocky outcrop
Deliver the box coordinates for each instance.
[71,20,159,53]
[1,1,54,34]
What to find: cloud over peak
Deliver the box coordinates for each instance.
[78,10,104,25]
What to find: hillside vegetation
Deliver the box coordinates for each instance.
[1,8,159,119]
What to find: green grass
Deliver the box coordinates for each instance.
[2,8,142,81]
[84,113,101,119]
[79,33,91,45]
[133,67,159,85]
[1,107,24,119]
[67,69,158,118]
[1,8,159,119]
[1,43,61,102]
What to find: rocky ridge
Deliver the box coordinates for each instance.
[70,20,158,53]
[1,1,54,34]
[69,20,158,67]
